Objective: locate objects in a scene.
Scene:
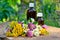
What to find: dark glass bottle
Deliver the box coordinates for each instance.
[37,13,44,25]
[27,3,37,21]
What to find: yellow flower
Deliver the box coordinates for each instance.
[6,21,25,37]
[6,32,13,37]
[40,28,49,35]
[12,32,18,37]
[21,34,26,37]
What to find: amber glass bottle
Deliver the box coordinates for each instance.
[27,3,37,21]
[37,13,44,26]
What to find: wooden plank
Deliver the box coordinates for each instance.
[0,35,7,40]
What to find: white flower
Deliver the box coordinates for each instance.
[36,25,42,30]
[31,18,35,23]
[33,28,40,36]
[24,29,29,33]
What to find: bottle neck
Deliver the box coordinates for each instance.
[37,17,43,20]
[29,7,34,9]
[38,17,44,21]
[37,16,43,18]
[38,17,42,18]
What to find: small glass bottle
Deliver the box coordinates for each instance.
[27,3,37,21]
[37,13,44,26]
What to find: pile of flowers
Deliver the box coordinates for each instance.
[6,21,49,37]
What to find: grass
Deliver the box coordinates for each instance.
[44,19,60,28]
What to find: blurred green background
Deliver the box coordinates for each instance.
[0,0,60,27]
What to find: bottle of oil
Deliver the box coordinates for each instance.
[27,3,37,21]
[37,13,44,26]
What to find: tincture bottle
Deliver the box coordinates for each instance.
[37,13,44,25]
[27,3,37,21]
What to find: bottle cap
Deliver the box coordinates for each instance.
[37,13,43,17]
[29,3,34,7]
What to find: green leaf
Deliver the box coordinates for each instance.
[17,0,21,4]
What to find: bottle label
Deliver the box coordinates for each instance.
[37,13,43,17]
[29,3,34,7]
